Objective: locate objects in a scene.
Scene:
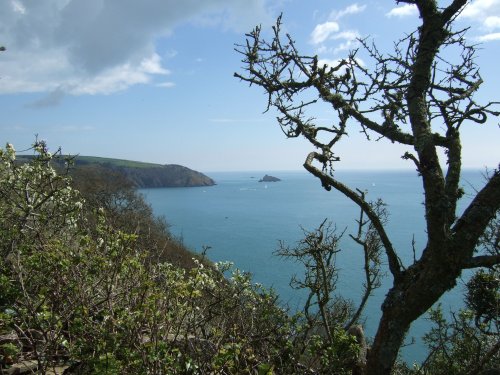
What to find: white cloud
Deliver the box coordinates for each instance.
[0,49,73,93]
[475,32,500,41]
[331,3,366,20]
[330,30,360,53]
[332,30,360,41]
[484,15,500,29]
[139,54,170,75]
[334,41,357,54]
[311,21,340,44]
[311,4,365,62]
[0,0,273,96]
[386,4,418,18]
[0,50,169,95]
[458,0,500,39]
[70,60,157,95]
[460,0,500,20]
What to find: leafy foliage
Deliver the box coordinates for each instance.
[0,142,364,374]
[466,269,500,332]
[419,302,499,374]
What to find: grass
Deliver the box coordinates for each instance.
[74,156,163,169]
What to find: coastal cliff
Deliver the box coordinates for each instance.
[121,164,215,188]
[18,155,216,188]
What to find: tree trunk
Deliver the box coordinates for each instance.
[366,305,411,374]
[366,257,462,374]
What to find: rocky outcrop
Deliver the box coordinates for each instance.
[258,174,281,182]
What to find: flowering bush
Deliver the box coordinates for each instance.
[0,142,312,374]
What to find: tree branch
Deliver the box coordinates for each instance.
[441,0,468,25]
[453,169,500,267]
[463,254,500,269]
[311,78,418,146]
[304,152,402,279]
[347,197,384,329]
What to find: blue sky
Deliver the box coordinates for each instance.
[1,0,499,172]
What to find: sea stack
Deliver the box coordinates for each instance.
[258,174,281,182]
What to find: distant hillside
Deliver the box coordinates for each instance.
[17,155,216,188]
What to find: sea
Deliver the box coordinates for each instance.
[140,169,486,364]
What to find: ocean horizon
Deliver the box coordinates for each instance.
[140,168,487,364]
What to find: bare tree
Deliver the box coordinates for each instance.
[235,1,500,373]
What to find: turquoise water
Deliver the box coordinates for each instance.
[140,169,485,363]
